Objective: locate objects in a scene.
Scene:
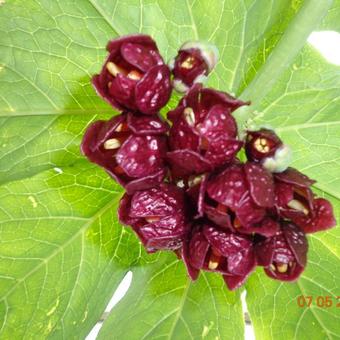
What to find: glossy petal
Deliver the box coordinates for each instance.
[138,215,186,250]
[275,167,316,188]
[121,42,163,72]
[206,165,248,209]
[244,162,275,208]
[203,225,252,257]
[116,135,167,178]
[188,230,210,269]
[129,184,185,218]
[127,112,169,135]
[293,198,336,233]
[135,65,172,114]
[167,150,213,177]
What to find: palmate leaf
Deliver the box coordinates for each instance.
[0,1,339,339]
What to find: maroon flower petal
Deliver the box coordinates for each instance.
[203,225,252,257]
[237,217,280,237]
[199,87,249,113]
[282,222,308,267]
[188,230,210,269]
[203,204,233,230]
[182,240,200,280]
[135,65,172,114]
[129,184,185,218]
[118,193,138,226]
[167,150,213,176]
[244,162,275,208]
[228,248,256,276]
[92,75,124,111]
[121,42,163,73]
[204,138,243,168]
[236,195,266,227]
[109,74,138,111]
[116,135,167,178]
[206,165,248,209]
[198,104,237,141]
[127,112,169,135]
[275,167,316,188]
[137,215,186,250]
[124,168,166,194]
[106,34,159,54]
[293,198,336,233]
[169,115,200,151]
[223,274,249,291]
[275,182,294,207]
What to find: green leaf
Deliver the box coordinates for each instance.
[0,163,142,338]
[246,193,340,340]
[0,0,339,339]
[98,253,244,340]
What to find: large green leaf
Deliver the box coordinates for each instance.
[98,254,244,340]
[0,0,339,339]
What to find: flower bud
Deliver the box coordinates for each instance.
[169,41,218,93]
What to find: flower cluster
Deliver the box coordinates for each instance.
[82,34,336,290]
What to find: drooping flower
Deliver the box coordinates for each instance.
[274,167,336,233]
[118,184,188,252]
[92,34,172,115]
[167,84,247,177]
[204,162,278,236]
[256,221,308,281]
[182,223,256,290]
[81,112,168,194]
[169,41,218,93]
[245,128,292,173]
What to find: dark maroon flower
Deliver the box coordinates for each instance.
[118,184,188,252]
[205,162,277,236]
[167,84,248,177]
[92,34,172,115]
[81,112,168,194]
[274,167,336,233]
[182,223,256,290]
[169,41,218,93]
[256,221,308,281]
[245,128,292,173]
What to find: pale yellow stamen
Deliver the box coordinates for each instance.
[287,199,309,215]
[115,124,123,132]
[145,217,160,223]
[208,261,219,270]
[103,138,121,150]
[181,56,195,69]
[254,138,270,153]
[277,264,288,273]
[106,62,126,77]
[127,70,142,80]
[188,174,204,187]
[183,107,195,126]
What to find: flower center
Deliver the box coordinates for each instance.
[106,62,142,80]
[103,138,121,150]
[287,199,309,215]
[145,216,160,223]
[183,107,195,126]
[181,56,195,69]
[254,137,270,153]
[208,252,221,270]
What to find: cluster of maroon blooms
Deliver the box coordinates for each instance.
[81,34,336,290]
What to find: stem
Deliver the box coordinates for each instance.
[234,0,333,130]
